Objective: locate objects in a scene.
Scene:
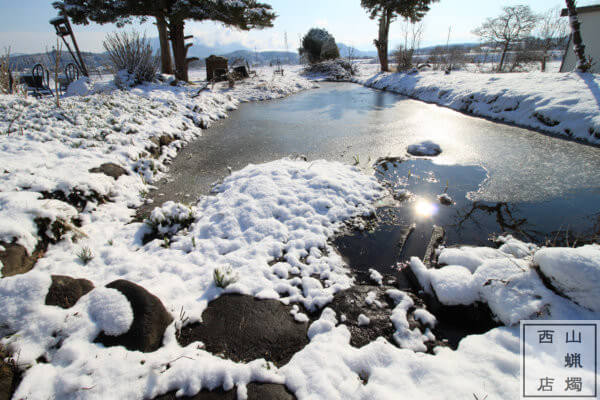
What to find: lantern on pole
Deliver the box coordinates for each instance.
[50,14,89,77]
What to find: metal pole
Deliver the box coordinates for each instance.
[60,36,83,73]
[65,17,89,77]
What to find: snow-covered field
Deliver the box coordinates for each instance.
[353,62,600,145]
[0,65,599,399]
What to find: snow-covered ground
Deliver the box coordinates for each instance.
[353,62,600,145]
[0,65,599,399]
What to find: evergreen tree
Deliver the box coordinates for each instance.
[53,0,276,81]
[299,28,339,64]
[360,0,438,72]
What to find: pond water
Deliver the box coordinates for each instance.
[151,82,600,274]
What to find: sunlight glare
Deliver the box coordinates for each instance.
[414,199,438,218]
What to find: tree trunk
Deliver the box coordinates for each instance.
[375,9,391,72]
[498,42,509,72]
[541,53,547,72]
[565,0,589,72]
[169,20,188,82]
[156,13,173,75]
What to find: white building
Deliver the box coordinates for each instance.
[560,4,600,73]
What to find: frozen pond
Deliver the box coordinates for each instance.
[148,82,600,258]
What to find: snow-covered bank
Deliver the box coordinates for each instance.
[0,67,315,253]
[353,64,600,145]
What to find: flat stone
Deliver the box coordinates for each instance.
[89,163,128,180]
[153,383,295,400]
[95,280,173,352]
[0,242,38,277]
[328,285,396,348]
[45,275,94,309]
[177,295,308,366]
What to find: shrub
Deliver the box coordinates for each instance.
[1,47,15,94]
[303,59,356,81]
[299,28,340,64]
[393,45,414,72]
[145,201,196,240]
[103,31,159,87]
[213,266,238,289]
[77,246,94,265]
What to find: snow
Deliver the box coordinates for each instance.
[386,289,432,352]
[357,314,370,326]
[65,77,92,97]
[406,140,442,156]
[308,308,338,340]
[353,64,600,144]
[0,192,78,254]
[2,64,600,400]
[368,268,383,285]
[534,245,600,312]
[410,237,599,326]
[86,287,134,336]
[290,305,309,323]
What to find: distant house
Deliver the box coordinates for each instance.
[560,4,600,73]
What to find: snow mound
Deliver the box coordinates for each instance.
[86,288,134,336]
[308,307,338,340]
[65,77,92,97]
[410,237,597,325]
[534,245,600,311]
[146,201,196,238]
[386,289,432,352]
[406,140,442,156]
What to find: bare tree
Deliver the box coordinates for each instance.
[536,7,568,72]
[564,0,590,72]
[393,20,424,71]
[473,5,538,72]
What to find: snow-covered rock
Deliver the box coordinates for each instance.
[65,77,92,97]
[407,140,442,156]
[534,245,600,312]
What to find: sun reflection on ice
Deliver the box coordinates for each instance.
[414,199,438,218]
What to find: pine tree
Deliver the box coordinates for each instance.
[360,0,438,72]
[564,0,589,72]
[53,0,276,81]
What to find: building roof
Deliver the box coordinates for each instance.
[561,4,600,16]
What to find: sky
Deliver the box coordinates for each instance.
[1,0,599,54]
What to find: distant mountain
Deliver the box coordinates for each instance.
[219,50,299,65]
[9,51,110,73]
[337,43,377,58]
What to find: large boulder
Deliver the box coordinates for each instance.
[177,295,309,366]
[95,280,173,352]
[534,245,600,311]
[45,275,94,309]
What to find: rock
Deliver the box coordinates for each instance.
[437,193,453,205]
[177,295,309,366]
[45,275,94,309]
[0,242,38,277]
[0,349,20,400]
[534,245,600,311]
[406,140,442,156]
[89,163,128,180]
[153,383,295,400]
[95,280,173,352]
[328,285,396,348]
